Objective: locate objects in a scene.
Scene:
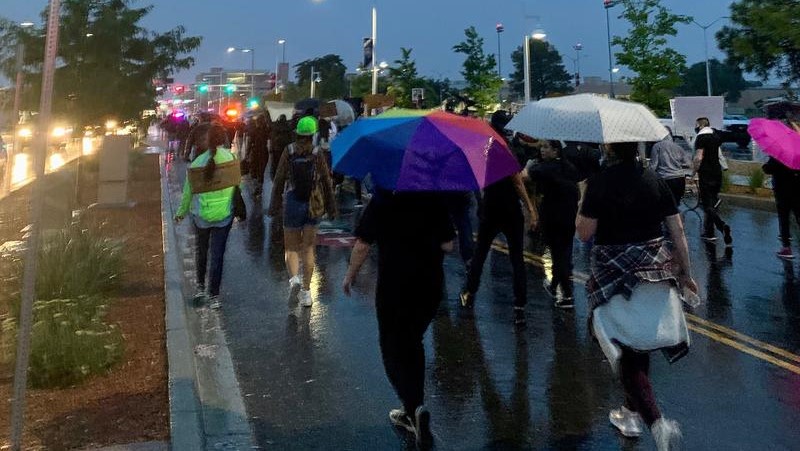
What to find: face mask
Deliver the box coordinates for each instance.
[694,126,701,133]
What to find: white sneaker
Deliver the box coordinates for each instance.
[288,275,301,301]
[609,406,644,438]
[208,295,221,310]
[651,418,682,451]
[299,290,313,307]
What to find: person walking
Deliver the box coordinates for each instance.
[175,123,246,309]
[269,114,293,180]
[342,189,455,449]
[694,117,732,245]
[268,116,336,307]
[763,156,800,259]
[526,140,581,309]
[576,141,698,450]
[650,130,691,205]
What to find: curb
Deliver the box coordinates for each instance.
[160,153,204,451]
[720,193,776,212]
[159,150,255,451]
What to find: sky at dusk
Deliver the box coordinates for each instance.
[3,0,738,85]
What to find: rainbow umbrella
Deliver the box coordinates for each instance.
[331,109,521,191]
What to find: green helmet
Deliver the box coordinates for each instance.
[296,116,318,136]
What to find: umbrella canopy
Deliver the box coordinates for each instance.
[327,99,356,127]
[294,98,320,116]
[748,118,800,170]
[506,94,669,144]
[332,109,521,191]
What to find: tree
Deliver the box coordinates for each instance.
[452,26,502,115]
[612,0,692,115]
[717,0,800,93]
[386,48,422,108]
[294,54,347,101]
[0,0,201,126]
[676,59,748,102]
[509,39,573,100]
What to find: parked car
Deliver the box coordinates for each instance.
[721,114,751,149]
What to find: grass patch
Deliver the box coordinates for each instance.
[0,223,124,387]
[748,167,765,194]
[721,171,732,193]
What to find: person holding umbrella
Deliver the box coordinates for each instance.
[334,109,521,448]
[269,116,336,307]
[577,141,698,450]
[694,117,732,245]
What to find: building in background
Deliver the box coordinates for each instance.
[194,67,275,113]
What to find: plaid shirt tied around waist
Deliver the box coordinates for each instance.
[586,238,679,311]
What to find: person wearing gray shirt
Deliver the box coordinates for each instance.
[650,132,691,204]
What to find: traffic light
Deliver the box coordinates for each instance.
[247,98,260,109]
[224,84,237,94]
[173,84,185,95]
[197,83,209,93]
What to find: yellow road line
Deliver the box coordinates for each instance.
[488,239,800,373]
[688,323,800,375]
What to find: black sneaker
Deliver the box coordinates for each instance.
[723,225,733,247]
[459,290,475,309]
[542,279,558,299]
[389,408,415,434]
[513,307,526,326]
[414,405,433,450]
[555,296,575,310]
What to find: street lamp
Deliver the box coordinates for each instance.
[604,0,619,98]
[523,30,547,104]
[573,43,583,87]
[496,23,505,77]
[275,39,286,94]
[692,17,730,96]
[227,46,256,99]
[5,20,35,196]
[310,67,322,98]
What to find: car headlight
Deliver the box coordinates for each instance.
[18,127,32,138]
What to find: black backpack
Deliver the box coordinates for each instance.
[287,143,318,202]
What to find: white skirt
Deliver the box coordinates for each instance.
[592,281,690,374]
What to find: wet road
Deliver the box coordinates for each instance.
[169,165,800,450]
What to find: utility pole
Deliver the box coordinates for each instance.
[371,7,378,95]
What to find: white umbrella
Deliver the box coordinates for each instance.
[506,94,669,144]
[327,99,356,127]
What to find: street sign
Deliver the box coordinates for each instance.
[411,88,425,102]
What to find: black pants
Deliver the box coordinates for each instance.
[448,197,475,266]
[620,348,661,427]
[665,177,686,206]
[466,212,526,307]
[544,223,575,298]
[376,289,441,414]
[699,181,727,236]
[775,185,800,247]
[195,222,232,296]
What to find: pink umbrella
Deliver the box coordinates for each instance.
[748,118,800,170]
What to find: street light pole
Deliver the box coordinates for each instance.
[692,17,730,96]
[523,36,531,104]
[605,1,617,98]
[573,43,583,87]
[371,7,378,95]
[496,23,504,77]
[6,22,34,196]
[275,39,285,95]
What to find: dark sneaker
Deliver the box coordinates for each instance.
[700,234,717,243]
[513,307,526,326]
[389,408,415,434]
[414,406,433,450]
[555,296,575,310]
[459,290,475,309]
[777,247,795,260]
[723,225,733,247]
[542,279,558,299]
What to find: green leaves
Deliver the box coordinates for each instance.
[612,0,692,115]
[509,40,574,101]
[718,0,800,90]
[453,26,503,116]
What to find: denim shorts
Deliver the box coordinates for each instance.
[283,191,319,230]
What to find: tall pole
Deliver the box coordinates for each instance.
[605,6,615,98]
[9,1,61,449]
[496,23,504,77]
[5,41,25,195]
[574,43,583,87]
[371,7,378,95]
[250,50,255,99]
[310,66,316,98]
[703,28,712,96]
[523,36,531,104]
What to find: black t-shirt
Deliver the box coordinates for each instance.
[481,176,522,219]
[695,130,723,184]
[528,159,581,226]
[580,162,678,245]
[355,191,455,298]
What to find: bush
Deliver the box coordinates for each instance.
[721,171,732,193]
[0,224,124,387]
[748,167,765,194]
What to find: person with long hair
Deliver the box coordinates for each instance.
[268,116,336,307]
[576,141,698,450]
[175,123,246,309]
